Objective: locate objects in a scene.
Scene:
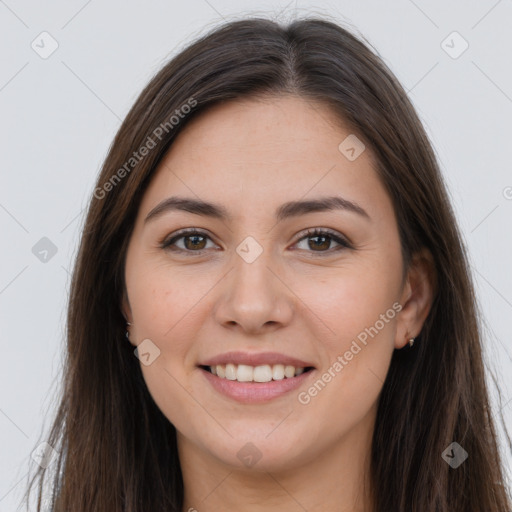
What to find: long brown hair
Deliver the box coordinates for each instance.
[22,15,511,511]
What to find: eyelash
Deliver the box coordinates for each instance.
[160,227,352,256]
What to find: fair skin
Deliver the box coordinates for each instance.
[122,94,435,511]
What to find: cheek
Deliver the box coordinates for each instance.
[293,265,398,421]
[128,260,208,342]
[127,265,204,424]
[302,263,399,349]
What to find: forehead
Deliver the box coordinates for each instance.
[166,94,367,170]
[139,95,392,223]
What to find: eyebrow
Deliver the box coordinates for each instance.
[144,195,371,224]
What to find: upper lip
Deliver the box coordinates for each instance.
[199,351,315,368]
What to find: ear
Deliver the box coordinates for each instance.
[395,247,437,349]
[121,288,132,324]
[121,290,137,346]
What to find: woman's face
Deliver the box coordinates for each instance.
[123,94,420,472]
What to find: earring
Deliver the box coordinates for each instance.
[126,322,132,340]
[409,337,415,347]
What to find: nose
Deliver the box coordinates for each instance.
[213,244,294,334]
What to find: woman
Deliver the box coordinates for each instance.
[23,16,511,512]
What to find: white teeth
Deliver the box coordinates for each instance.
[284,365,295,378]
[272,364,285,380]
[253,365,272,383]
[236,364,254,382]
[207,363,309,382]
[225,363,237,380]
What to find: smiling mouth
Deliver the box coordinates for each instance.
[199,364,315,383]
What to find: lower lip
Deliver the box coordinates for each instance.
[199,367,315,404]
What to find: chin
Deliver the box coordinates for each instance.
[205,431,309,472]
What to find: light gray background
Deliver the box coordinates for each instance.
[1,0,511,509]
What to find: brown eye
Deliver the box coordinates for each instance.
[161,227,351,256]
[294,228,351,254]
[306,233,331,251]
[161,230,215,253]
[182,234,207,250]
